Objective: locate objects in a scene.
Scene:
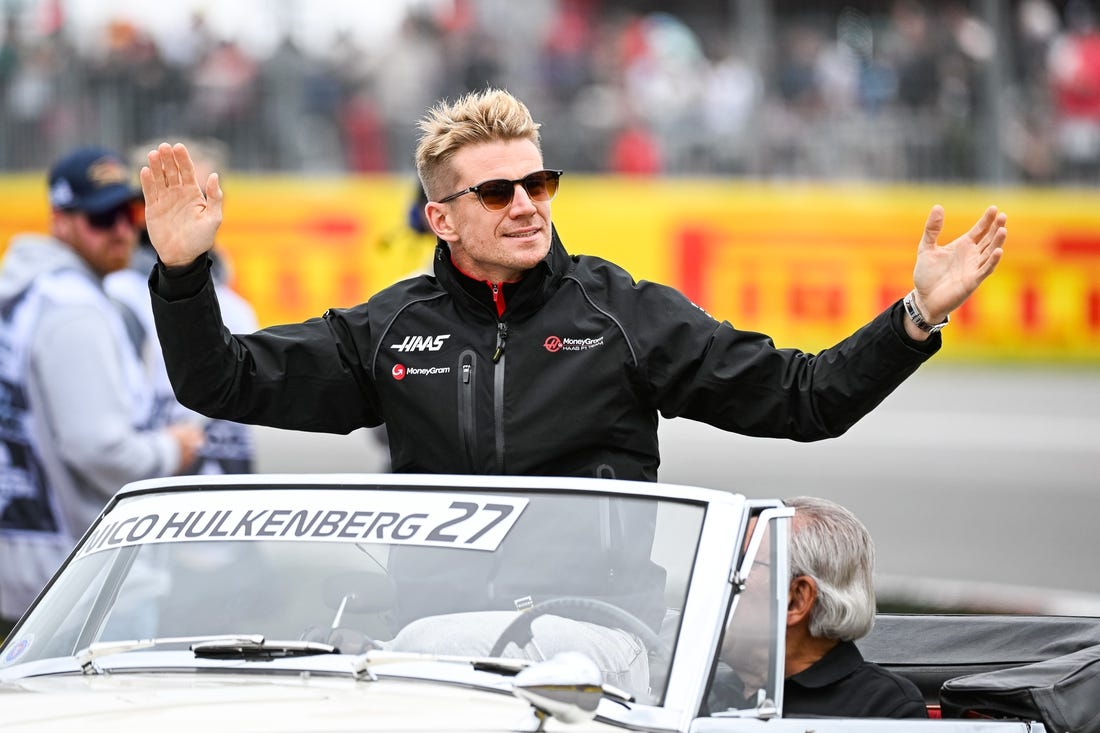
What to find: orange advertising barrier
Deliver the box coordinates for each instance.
[2,174,1099,362]
[557,178,1100,363]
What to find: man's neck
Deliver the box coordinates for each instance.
[785,629,838,677]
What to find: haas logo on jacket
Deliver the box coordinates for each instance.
[390,334,450,352]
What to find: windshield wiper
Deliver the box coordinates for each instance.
[350,650,532,681]
[76,634,336,674]
[348,651,635,714]
[192,637,338,660]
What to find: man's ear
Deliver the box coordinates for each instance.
[49,210,74,241]
[786,575,817,629]
[424,201,459,243]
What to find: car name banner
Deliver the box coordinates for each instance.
[78,490,528,557]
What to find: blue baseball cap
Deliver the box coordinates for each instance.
[47,146,141,214]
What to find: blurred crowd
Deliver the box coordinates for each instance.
[2,0,1100,184]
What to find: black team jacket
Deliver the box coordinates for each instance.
[149,226,939,628]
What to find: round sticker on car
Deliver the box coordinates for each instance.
[2,634,33,666]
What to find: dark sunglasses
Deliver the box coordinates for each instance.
[84,203,139,231]
[438,169,563,211]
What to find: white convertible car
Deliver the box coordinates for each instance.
[1,474,1095,732]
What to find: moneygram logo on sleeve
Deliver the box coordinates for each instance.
[390,334,451,352]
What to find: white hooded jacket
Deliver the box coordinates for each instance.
[0,234,178,621]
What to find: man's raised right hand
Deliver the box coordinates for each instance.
[140,142,223,268]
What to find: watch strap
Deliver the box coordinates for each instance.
[903,290,948,333]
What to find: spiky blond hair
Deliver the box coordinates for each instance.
[415,88,541,201]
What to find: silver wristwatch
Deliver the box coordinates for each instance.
[903,290,948,334]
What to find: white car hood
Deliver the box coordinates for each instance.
[0,672,619,732]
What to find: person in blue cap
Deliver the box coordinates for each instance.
[0,146,205,636]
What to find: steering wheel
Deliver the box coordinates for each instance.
[487,597,671,663]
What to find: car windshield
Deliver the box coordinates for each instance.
[2,483,706,705]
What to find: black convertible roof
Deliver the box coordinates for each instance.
[860,614,1100,668]
[858,613,1100,731]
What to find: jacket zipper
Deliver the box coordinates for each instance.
[493,321,507,472]
[457,349,477,469]
[492,320,508,363]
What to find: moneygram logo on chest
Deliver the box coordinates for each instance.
[390,334,450,352]
[543,335,605,353]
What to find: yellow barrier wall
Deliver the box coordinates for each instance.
[3,174,1100,362]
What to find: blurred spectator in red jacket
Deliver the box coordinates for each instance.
[1048,0,1100,180]
[608,117,662,175]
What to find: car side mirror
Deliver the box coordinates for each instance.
[512,651,605,725]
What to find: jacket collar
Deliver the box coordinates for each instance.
[433,224,572,319]
[786,640,865,689]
